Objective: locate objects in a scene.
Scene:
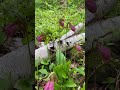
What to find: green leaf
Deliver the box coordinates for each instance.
[62,70,68,79]
[39,69,48,75]
[81,83,85,90]
[54,65,63,81]
[0,31,6,45]
[54,83,61,90]
[64,79,76,87]
[41,59,49,65]
[56,49,66,65]
[0,72,12,90]
[35,59,40,67]
[49,63,54,71]
[64,61,71,73]
[103,77,115,84]
[14,79,32,90]
[0,78,11,90]
[61,85,67,90]
[75,67,85,75]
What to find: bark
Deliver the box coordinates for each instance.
[36,16,120,61]
[86,16,120,52]
[86,0,118,23]
[0,41,34,86]
[35,33,85,61]
[60,23,84,40]
[35,23,85,61]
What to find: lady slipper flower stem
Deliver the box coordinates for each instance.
[68,22,76,32]
[59,18,65,28]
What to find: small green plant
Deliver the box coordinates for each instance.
[35,48,85,90]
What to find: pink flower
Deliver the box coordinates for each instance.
[44,81,54,90]
[98,46,111,63]
[59,18,64,27]
[75,45,81,51]
[4,20,21,38]
[4,23,18,37]
[69,23,76,32]
[36,35,44,42]
[86,0,97,13]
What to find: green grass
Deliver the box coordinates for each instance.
[35,1,85,90]
[35,0,85,43]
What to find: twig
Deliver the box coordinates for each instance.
[86,63,104,83]
[115,69,120,90]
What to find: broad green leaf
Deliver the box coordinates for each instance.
[0,31,6,45]
[49,63,54,70]
[64,79,76,87]
[0,78,11,90]
[0,72,12,90]
[35,59,40,67]
[81,83,85,90]
[103,77,115,84]
[41,59,49,65]
[75,67,85,75]
[62,70,68,79]
[56,49,66,65]
[108,84,115,90]
[54,65,63,81]
[14,79,32,90]
[54,83,61,90]
[39,69,48,75]
[64,61,71,72]
[61,85,67,90]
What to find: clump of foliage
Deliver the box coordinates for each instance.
[0,0,34,45]
[35,0,84,43]
[35,48,85,90]
[0,0,35,89]
[35,0,85,90]
[86,0,120,89]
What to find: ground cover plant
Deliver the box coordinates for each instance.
[0,0,34,56]
[35,0,85,90]
[86,0,120,89]
[0,0,35,90]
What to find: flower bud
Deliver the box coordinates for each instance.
[4,23,18,37]
[69,23,76,32]
[98,46,111,63]
[86,0,97,13]
[36,35,44,42]
[75,45,81,51]
[59,18,64,27]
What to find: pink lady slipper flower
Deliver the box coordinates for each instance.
[4,22,19,38]
[36,35,44,42]
[75,45,81,51]
[69,23,76,32]
[98,45,111,63]
[59,18,64,27]
[44,81,54,90]
[86,0,97,13]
